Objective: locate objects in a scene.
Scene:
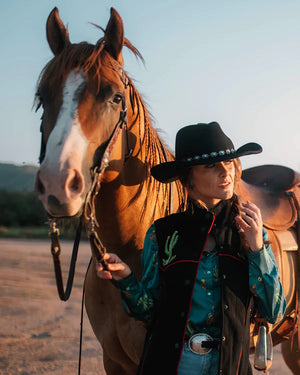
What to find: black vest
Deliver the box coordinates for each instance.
[137,202,253,375]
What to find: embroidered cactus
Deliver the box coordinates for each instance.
[163,230,179,266]
[137,292,153,311]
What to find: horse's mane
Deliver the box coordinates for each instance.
[35,38,186,218]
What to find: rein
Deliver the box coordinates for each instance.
[49,91,129,301]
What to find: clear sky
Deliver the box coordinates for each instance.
[0,0,299,172]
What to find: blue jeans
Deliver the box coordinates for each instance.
[177,344,219,375]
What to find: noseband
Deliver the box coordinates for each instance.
[48,67,130,301]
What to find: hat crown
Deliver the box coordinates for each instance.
[175,122,234,161]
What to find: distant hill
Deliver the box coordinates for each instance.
[0,163,38,192]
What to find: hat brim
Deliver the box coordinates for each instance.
[151,142,262,183]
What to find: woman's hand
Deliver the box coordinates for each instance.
[95,253,131,281]
[235,200,263,252]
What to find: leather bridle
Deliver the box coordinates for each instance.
[48,69,130,301]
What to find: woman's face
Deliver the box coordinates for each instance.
[188,160,235,209]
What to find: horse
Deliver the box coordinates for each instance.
[34,7,185,374]
[34,7,300,375]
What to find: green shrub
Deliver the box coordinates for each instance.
[0,190,47,227]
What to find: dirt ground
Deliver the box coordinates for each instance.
[0,238,294,374]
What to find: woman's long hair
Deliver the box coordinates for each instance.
[179,158,249,252]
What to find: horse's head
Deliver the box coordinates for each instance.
[35,8,136,218]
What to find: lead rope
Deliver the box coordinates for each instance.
[49,217,83,301]
[78,256,92,375]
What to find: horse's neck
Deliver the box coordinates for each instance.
[94,93,182,259]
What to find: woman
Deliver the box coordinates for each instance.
[96,122,286,375]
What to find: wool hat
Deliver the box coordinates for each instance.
[151,122,262,183]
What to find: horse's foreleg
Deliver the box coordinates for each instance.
[84,260,144,375]
[281,334,300,375]
[102,347,138,375]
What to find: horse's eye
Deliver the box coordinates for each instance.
[112,94,122,104]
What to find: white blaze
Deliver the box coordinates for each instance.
[42,69,88,171]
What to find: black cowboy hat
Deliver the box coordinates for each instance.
[151,122,262,183]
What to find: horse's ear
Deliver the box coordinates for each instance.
[104,8,124,64]
[46,7,70,56]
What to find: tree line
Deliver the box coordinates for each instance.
[0,189,47,227]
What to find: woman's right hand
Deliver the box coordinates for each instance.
[95,253,131,281]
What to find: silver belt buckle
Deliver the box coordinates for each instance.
[188,333,213,355]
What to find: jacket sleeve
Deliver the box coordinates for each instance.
[248,228,286,323]
[116,224,161,322]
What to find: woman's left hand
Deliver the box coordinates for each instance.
[235,200,263,252]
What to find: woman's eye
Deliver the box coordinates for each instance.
[205,163,216,168]
[112,94,122,104]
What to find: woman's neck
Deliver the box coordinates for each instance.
[189,197,222,211]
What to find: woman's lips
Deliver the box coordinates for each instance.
[219,181,231,188]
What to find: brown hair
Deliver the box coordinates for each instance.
[178,158,249,250]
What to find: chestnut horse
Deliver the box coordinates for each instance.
[35,7,185,375]
[34,7,299,375]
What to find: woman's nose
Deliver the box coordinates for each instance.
[219,162,229,175]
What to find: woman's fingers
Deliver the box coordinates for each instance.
[235,200,264,252]
[238,202,263,231]
[241,212,258,227]
[96,263,112,279]
[95,252,132,281]
[103,252,121,264]
[95,253,117,279]
[97,269,113,280]
[105,262,126,272]
[235,215,250,230]
[240,201,261,221]
[241,201,262,218]
[240,208,259,223]
[236,200,262,229]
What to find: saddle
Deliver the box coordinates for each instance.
[236,164,300,231]
[237,165,300,358]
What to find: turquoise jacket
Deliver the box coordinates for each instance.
[117,225,286,337]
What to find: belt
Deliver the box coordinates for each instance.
[187,333,221,355]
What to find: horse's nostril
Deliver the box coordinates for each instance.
[71,173,79,191]
[48,194,61,207]
[67,169,84,195]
